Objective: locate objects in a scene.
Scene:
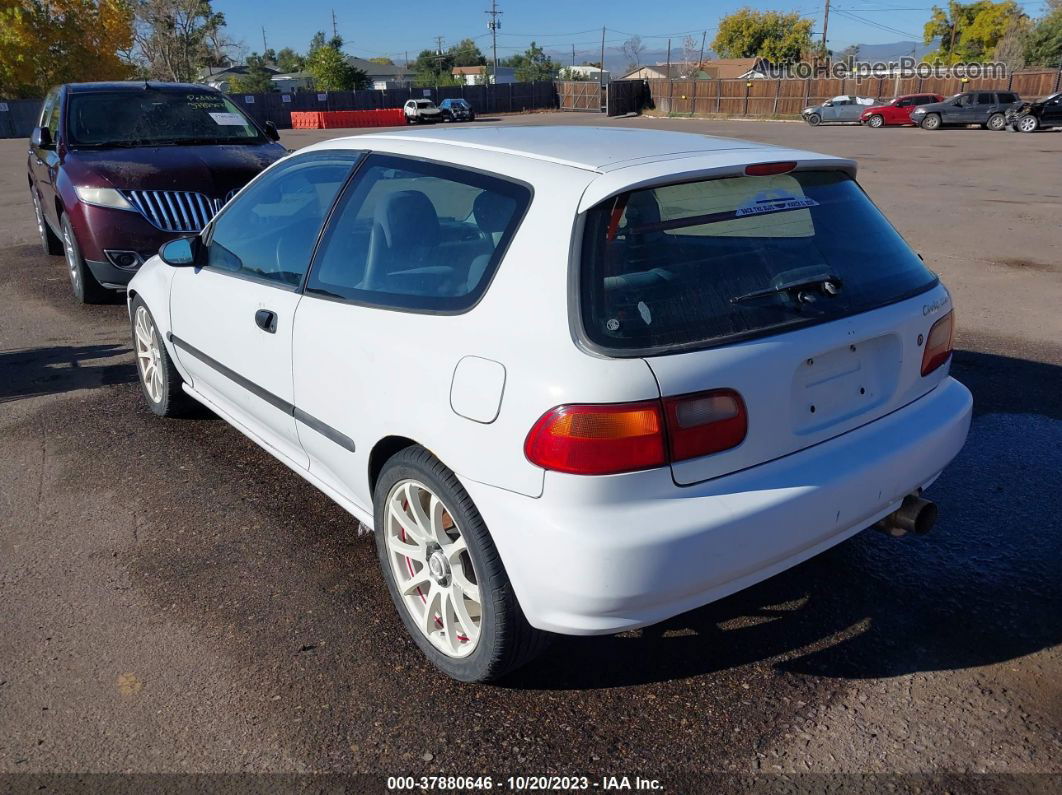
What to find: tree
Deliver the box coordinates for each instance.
[506,42,556,82]
[411,48,463,87]
[368,56,394,65]
[622,36,646,71]
[711,8,814,64]
[557,66,591,81]
[923,1,1023,63]
[276,47,304,73]
[1025,9,1062,66]
[229,52,273,92]
[129,0,234,82]
[448,38,486,67]
[994,13,1032,69]
[306,43,368,91]
[1,0,134,98]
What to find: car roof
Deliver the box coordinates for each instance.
[65,81,218,94]
[336,125,785,173]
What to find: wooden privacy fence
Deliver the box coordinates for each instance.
[557,80,604,112]
[648,69,1062,117]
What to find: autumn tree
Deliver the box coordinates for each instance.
[711,8,814,64]
[923,1,1024,63]
[1,0,134,98]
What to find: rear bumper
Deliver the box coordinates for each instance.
[463,377,972,635]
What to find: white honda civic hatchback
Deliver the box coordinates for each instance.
[127,126,972,681]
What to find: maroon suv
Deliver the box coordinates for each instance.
[28,82,287,303]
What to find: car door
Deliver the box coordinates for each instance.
[168,150,361,467]
[839,98,863,121]
[291,152,532,511]
[1043,94,1062,125]
[31,90,62,231]
[942,94,969,124]
[891,97,913,123]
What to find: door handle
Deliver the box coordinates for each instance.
[254,309,277,333]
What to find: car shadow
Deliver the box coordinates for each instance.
[0,343,137,404]
[501,347,1062,690]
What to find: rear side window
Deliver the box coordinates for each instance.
[997,93,1017,103]
[305,154,530,312]
[579,171,937,354]
[977,93,994,104]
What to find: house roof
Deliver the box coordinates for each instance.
[201,64,280,79]
[699,58,766,79]
[452,66,487,75]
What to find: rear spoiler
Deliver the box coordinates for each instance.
[578,151,857,213]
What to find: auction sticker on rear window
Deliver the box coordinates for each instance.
[735,191,819,217]
[208,112,246,125]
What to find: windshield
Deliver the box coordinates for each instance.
[579,170,937,353]
[415,100,435,108]
[67,90,265,147]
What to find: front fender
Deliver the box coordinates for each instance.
[127,257,189,381]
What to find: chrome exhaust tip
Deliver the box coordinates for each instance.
[874,494,938,537]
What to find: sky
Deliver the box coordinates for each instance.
[220,0,1055,65]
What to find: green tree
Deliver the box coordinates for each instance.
[368,56,394,65]
[306,44,368,90]
[411,48,463,86]
[711,8,813,64]
[505,41,556,81]
[923,1,1023,63]
[448,38,486,67]
[1024,9,1062,66]
[229,51,273,92]
[276,46,304,73]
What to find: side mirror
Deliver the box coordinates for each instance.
[264,120,280,141]
[159,236,200,267]
[31,126,52,148]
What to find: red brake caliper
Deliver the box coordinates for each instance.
[401,499,468,643]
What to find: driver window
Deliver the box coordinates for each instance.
[205,152,359,287]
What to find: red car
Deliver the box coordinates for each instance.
[860,93,945,128]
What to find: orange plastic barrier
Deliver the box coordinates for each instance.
[290,108,406,130]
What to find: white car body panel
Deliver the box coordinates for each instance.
[128,126,972,636]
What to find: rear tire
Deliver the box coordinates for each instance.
[987,113,1006,131]
[61,213,110,304]
[129,296,198,417]
[373,445,550,682]
[32,189,63,255]
[920,113,942,130]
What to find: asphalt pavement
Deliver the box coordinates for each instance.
[1,113,1059,784]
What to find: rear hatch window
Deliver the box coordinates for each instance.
[579,170,936,355]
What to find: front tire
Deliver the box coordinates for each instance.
[32,189,63,255]
[986,113,1006,131]
[61,213,110,304]
[1016,114,1038,133]
[373,445,549,682]
[920,113,942,130]
[129,296,198,417]
[867,114,884,128]
[806,113,821,126]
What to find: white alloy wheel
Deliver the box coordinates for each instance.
[384,479,482,658]
[868,114,884,128]
[134,305,164,403]
[1018,115,1038,133]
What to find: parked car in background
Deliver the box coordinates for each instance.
[439,98,475,122]
[404,99,442,124]
[1007,91,1062,132]
[127,126,971,682]
[911,91,1021,130]
[802,96,877,126]
[860,93,945,127]
[27,81,285,303]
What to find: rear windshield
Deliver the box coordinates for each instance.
[67,90,264,147]
[579,170,937,353]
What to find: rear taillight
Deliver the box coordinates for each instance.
[524,389,747,476]
[663,389,747,461]
[921,310,954,376]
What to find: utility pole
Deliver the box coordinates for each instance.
[599,26,605,87]
[572,44,575,67]
[261,26,268,55]
[331,9,339,40]
[485,1,502,79]
[698,30,706,69]
[822,0,830,55]
[434,35,445,54]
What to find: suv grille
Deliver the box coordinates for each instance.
[122,189,237,233]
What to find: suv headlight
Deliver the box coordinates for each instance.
[75,186,135,211]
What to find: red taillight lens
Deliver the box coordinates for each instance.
[525,389,748,475]
[524,401,666,475]
[921,310,954,376]
[663,389,747,461]
[745,161,797,176]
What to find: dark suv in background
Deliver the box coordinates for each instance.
[28,82,286,303]
[910,90,1022,131]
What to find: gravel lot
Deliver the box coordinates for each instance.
[1,113,1060,784]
